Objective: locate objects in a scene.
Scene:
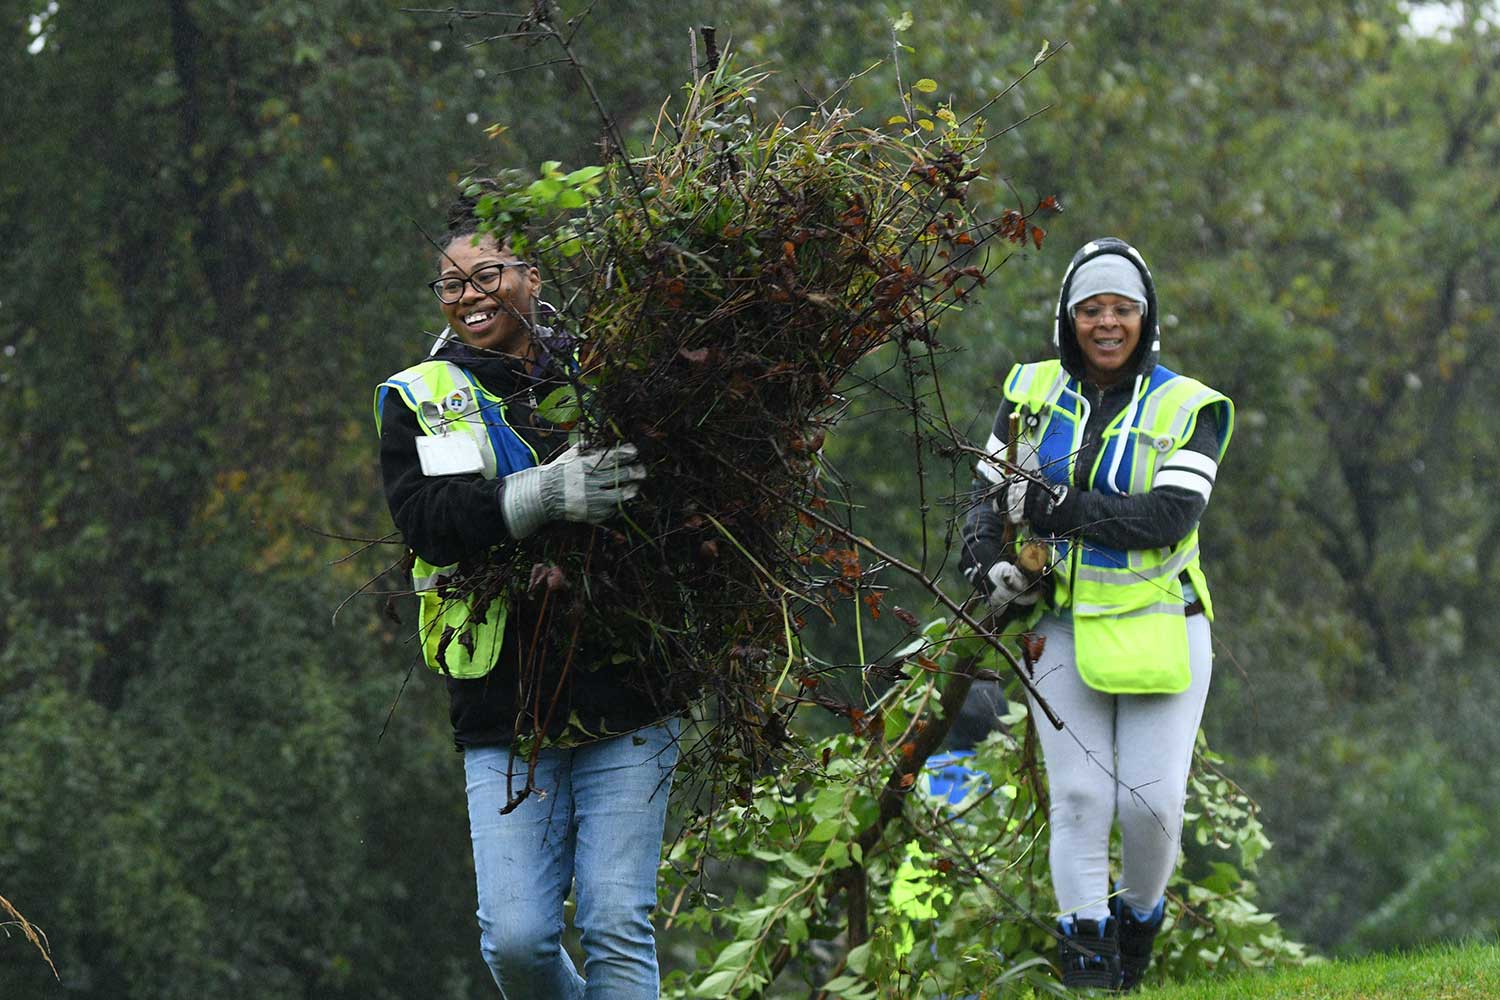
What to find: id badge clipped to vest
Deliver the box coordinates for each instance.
[416,433,486,476]
[415,396,487,477]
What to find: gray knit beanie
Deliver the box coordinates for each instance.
[1066,255,1148,313]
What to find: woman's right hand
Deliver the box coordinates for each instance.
[1000,438,1041,526]
[500,443,645,539]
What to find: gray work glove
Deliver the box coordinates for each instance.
[1001,438,1042,527]
[501,443,645,539]
[985,560,1041,609]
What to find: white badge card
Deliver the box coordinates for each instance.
[416,434,486,476]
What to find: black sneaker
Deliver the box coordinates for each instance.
[1111,897,1165,992]
[1057,916,1122,991]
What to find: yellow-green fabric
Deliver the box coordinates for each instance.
[1002,360,1233,693]
[374,360,539,678]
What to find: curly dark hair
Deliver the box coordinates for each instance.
[443,191,486,242]
[436,178,536,275]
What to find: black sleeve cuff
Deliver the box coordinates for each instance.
[1024,479,1076,534]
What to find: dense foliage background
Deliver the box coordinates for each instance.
[2,0,1497,996]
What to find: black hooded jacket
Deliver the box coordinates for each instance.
[959,238,1222,594]
[378,334,678,750]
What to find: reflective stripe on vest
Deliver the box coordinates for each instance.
[1001,359,1233,693]
[375,360,542,679]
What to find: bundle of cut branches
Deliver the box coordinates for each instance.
[455,60,1054,778]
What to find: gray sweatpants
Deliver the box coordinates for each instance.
[1024,610,1213,922]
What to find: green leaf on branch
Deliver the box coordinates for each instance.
[536,386,581,426]
[807,817,842,842]
[564,165,605,185]
[692,969,743,997]
[527,177,564,203]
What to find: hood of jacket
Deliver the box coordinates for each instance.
[1051,237,1160,383]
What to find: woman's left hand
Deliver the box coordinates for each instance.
[1023,480,1073,534]
[985,560,1042,609]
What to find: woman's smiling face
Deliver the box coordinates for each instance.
[1072,293,1144,385]
[436,234,541,356]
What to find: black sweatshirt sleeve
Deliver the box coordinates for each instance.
[958,398,1015,595]
[1025,408,1219,550]
[379,393,516,567]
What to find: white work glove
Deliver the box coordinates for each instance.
[985,560,1041,609]
[1000,440,1041,527]
[501,443,645,539]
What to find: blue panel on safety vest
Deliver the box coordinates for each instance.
[453,367,540,477]
[1080,541,1129,569]
[1037,415,1075,489]
[376,381,417,428]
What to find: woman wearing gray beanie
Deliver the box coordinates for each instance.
[959,237,1234,992]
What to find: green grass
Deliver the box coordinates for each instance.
[1134,940,1500,999]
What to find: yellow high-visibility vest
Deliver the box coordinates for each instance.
[1003,360,1234,693]
[375,360,540,678]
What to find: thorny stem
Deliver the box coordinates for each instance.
[957,41,1067,129]
[329,552,411,626]
[376,657,419,743]
[904,348,932,574]
[890,21,913,125]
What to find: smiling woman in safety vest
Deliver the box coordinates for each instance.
[960,237,1233,992]
[374,195,681,999]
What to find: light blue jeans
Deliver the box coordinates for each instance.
[464,719,681,999]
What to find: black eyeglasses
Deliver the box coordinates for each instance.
[429,262,530,304]
[1072,302,1144,323]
